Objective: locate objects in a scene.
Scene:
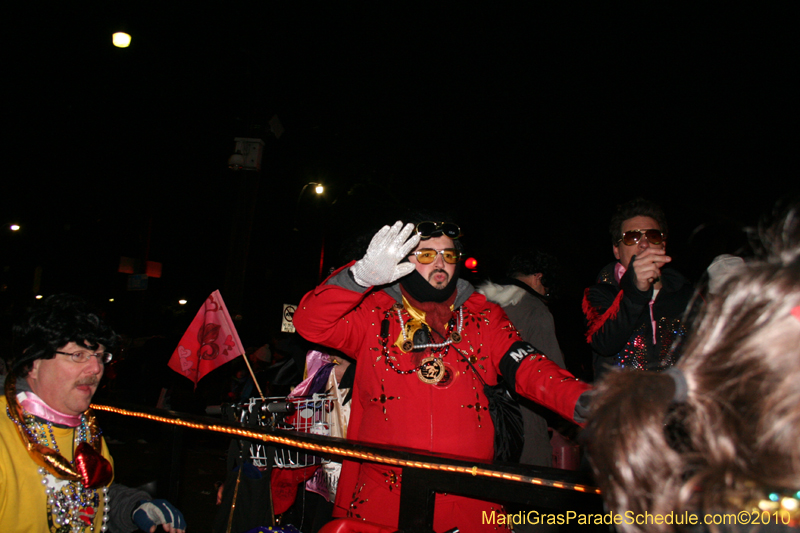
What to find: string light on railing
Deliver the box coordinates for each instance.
[91,403,601,495]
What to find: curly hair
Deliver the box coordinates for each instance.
[586,206,800,533]
[609,197,669,246]
[10,294,118,375]
[505,249,561,297]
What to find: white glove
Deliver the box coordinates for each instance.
[351,221,420,287]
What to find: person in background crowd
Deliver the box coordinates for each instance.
[479,249,572,533]
[478,249,567,467]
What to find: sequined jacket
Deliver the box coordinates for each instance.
[294,264,590,531]
[583,261,693,381]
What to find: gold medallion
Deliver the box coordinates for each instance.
[450,331,462,343]
[417,357,445,384]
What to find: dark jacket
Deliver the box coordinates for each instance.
[583,261,693,381]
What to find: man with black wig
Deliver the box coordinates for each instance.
[0,294,186,533]
[294,216,591,533]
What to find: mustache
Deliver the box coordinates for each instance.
[76,378,100,387]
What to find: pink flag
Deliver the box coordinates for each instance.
[168,290,245,386]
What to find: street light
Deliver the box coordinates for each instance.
[112,32,131,48]
[294,182,325,229]
[292,182,328,282]
[296,182,324,200]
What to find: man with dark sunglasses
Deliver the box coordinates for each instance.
[294,215,591,533]
[583,198,693,381]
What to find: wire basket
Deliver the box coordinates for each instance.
[243,393,335,468]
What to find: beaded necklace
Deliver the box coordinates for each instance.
[6,406,110,532]
[5,378,111,533]
[380,305,463,383]
[395,304,463,349]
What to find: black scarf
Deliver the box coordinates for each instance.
[400,269,459,303]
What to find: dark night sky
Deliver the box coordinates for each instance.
[2,4,799,360]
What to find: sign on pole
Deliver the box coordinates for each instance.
[282,304,297,333]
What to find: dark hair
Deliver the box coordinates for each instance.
[401,210,464,253]
[586,207,800,533]
[506,249,560,296]
[609,197,669,245]
[10,294,118,375]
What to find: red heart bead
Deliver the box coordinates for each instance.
[74,442,113,488]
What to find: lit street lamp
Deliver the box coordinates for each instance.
[112,32,131,48]
[293,182,330,283]
[293,182,325,231]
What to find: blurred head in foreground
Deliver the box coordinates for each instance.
[586,204,800,533]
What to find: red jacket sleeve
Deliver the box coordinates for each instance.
[480,299,591,424]
[514,352,591,424]
[293,263,373,360]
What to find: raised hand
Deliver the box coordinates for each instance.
[629,248,671,291]
[350,221,420,287]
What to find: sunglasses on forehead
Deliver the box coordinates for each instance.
[617,229,665,246]
[409,248,461,264]
[415,221,462,240]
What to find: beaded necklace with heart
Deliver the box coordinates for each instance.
[5,377,112,532]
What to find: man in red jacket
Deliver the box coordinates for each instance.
[294,217,591,533]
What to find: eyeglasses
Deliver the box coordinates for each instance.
[409,248,461,264]
[55,350,113,364]
[415,221,461,240]
[617,229,665,246]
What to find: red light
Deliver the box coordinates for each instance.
[465,257,478,270]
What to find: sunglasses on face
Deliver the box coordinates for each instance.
[617,229,665,246]
[415,221,462,240]
[409,248,461,264]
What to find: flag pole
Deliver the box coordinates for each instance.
[240,352,266,401]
